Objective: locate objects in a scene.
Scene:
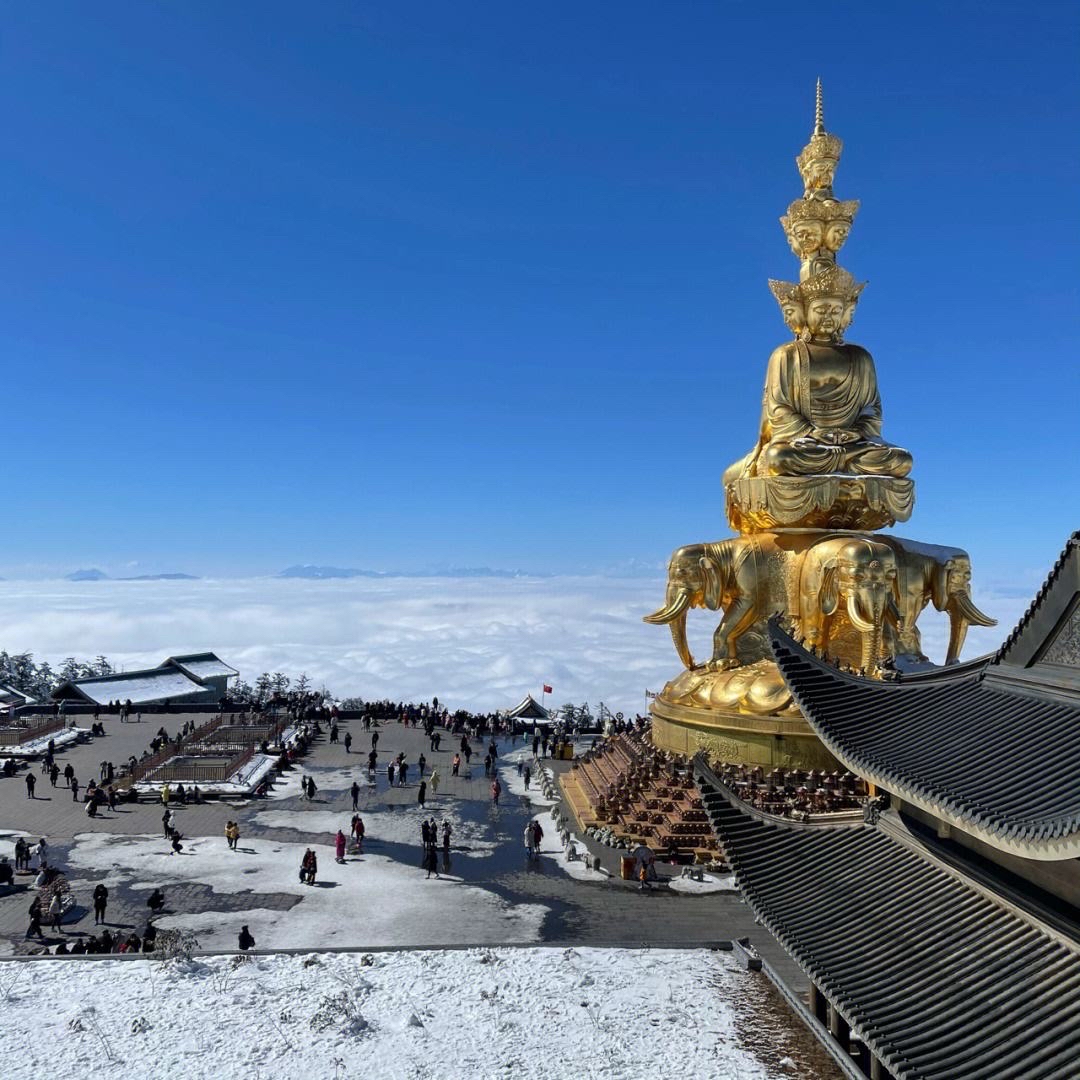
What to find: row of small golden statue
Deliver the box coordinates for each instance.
[646,82,994,719]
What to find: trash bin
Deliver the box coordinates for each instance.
[620,856,636,881]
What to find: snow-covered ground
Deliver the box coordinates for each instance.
[0,947,810,1079]
[65,831,546,950]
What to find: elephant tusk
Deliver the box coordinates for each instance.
[846,591,876,633]
[643,590,691,624]
[950,591,997,628]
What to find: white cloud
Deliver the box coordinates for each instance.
[0,576,1027,714]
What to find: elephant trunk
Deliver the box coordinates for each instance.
[668,609,695,671]
[847,590,884,671]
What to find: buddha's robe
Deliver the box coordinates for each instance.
[723,340,912,485]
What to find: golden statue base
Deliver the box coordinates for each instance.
[726,474,914,532]
[649,691,842,772]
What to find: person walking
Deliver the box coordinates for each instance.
[441,821,452,853]
[26,897,43,939]
[306,776,317,801]
[71,777,80,802]
[343,731,352,753]
[93,883,109,923]
[371,730,379,751]
[417,753,426,778]
[63,763,74,788]
[161,783,171,806]
[225,821,240,850]
[428,768,440,796]
[399,760,409,786]
[49,763,59,788]
[524,765,532,790]
[351,781,361,812]
[35,839,48,867]
[451,753,460,777]
[48,892,64,934]
[417,779,427,808]
[335,830,347,864]
[352,814,365,851]
[25,773,35,799]
[163,809,174,839]
[387,761,395,787]
[330,723,339,744]
[238,925,256,951]
[524,821,537,859]
[424,844,439,880]
[491,778,501,805]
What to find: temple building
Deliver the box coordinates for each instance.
[51,651,238,705]
[698,535,1080,1079]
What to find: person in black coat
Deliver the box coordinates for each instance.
[93,883,108,924]
[238,925,255,951]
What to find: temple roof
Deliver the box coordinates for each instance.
[698,764,1080,1080]
[161,653,239,681]
[505,694,550,720]
[767,533,1080,858]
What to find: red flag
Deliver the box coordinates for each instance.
[542,684,553,694]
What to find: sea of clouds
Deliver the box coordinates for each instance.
[0,576,1027,714]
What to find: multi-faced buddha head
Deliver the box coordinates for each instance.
[795,265,865,344]
[781,200,828,259]
[796,131,843,196]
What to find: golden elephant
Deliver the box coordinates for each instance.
[643,535,801,671]
[876,537,996,664]
[796,535,901,672]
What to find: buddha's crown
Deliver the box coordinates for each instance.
[796,80,843,193]
[795,264,865,306]
[783,197,859,225]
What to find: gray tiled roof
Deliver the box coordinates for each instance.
[698,765,1080,1080]
[770,627,1080,855]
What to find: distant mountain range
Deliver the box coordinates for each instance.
[278,564,552,580]
[65,569,200,582]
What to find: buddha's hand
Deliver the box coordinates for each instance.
[809,428,859,446]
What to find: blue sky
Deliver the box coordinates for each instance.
[2,2,1078,586]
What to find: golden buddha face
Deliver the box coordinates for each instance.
[805,296,845,340]
[824,221,850,253]
[779,298,805,335]
[840,299,858,333]
[802,158,836,191]
[791,220,824,257]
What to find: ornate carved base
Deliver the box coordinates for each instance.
[660,658,800,716]
[649,693,841,772]
[726,474,914,532]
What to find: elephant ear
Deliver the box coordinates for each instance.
[820,565,840,616]
[931,560,954,611]
[700,556,721,610]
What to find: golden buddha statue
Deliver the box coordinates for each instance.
[724,83,914,533]
[724,265,913,484]
[644,81,994,773]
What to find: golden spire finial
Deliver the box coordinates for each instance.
[814,78,824,135]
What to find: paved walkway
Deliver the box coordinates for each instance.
[0,715,801,988]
